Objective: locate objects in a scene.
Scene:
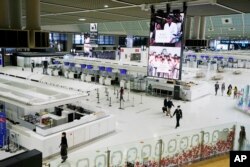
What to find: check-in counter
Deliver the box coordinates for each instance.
[80,73,86,81]
[180,82,210,101]
[11,115,116,158]
[99,76,105,85]
[86,74,94,82]
[104,77,112,86]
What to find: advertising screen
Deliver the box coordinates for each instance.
[150,13,184,47]
[148,46,181,80]
[148,12,184,80]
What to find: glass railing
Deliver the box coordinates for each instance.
[49,122,236,167]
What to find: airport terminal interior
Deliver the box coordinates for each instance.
[1,0,250,167]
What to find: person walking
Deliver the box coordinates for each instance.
[238,126,246,151]
[227,84,233,97]
[221,82,225,96]
[60,132,68,163]
[166,98,174,117]
[233,86,238,99]
[162,97,168,113]
[173,105,182,129]
[215,81,219,95]
[120,87,125,102]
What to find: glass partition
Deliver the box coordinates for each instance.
[49,122,236,167]
[109,138,160,166]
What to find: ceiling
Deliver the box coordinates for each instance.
[20,0,250,38]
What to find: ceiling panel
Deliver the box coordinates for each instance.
[41,0,127,10]
[106,7,150,19]
[68,11,143,22]
[104,22,124,32]
[33,0,250,38]
[121,21,141,30]
[40,3,77,13]
[121,0,171,5]
[187,4,237,16]
[217,0,250,13]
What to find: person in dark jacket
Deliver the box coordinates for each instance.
[166,98,174,117]
[238,126,246,151]
[60,132,68,163]
[173,105,182,128]
[120,87,125,102]
[162,97,168,113]
[227,84,233,96]
[215,81,219,95]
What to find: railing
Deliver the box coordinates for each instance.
[49,122,236,167]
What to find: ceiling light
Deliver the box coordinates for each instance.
[104,5,109,8]
[78,18,86,21]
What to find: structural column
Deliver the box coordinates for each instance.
[199,16,206,40]
[192,16,201,39]
[184,16,192,40]
[66,33,73,52]
[9,0,22,29]
[26,0,41,30]
[26,0,41,48]
[0,0,10,29]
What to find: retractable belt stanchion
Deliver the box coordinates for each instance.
[116,90,119,99]
[127,91,130,101]
[109,97,112,107]
[114,86,116,95]
[140,94,143,104]
[119,98,122,109]
[97,93,100,104]
[86,91,90,101]
[132,96,135,107]
[106,91,109,101]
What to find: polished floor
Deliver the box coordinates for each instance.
[33,67,250,166]
[188,154,229,167]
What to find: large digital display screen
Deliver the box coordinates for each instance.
[148,46,181,80]
[150,13,184,47]
[148,12,184,80]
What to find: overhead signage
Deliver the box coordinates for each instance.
[89,23,98,46]
[90,23,98,32]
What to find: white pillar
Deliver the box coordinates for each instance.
[199,16,206,40]
[9,0,22,29]
[184,16,192,40]
[192,16,201,39]
[26,0,41,30]
[0,0,10,29]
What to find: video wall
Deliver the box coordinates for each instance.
[148,12,184,80]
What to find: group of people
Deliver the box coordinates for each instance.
[162,98,183,128]
[148,48,180,79]
[215,81,239,98]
